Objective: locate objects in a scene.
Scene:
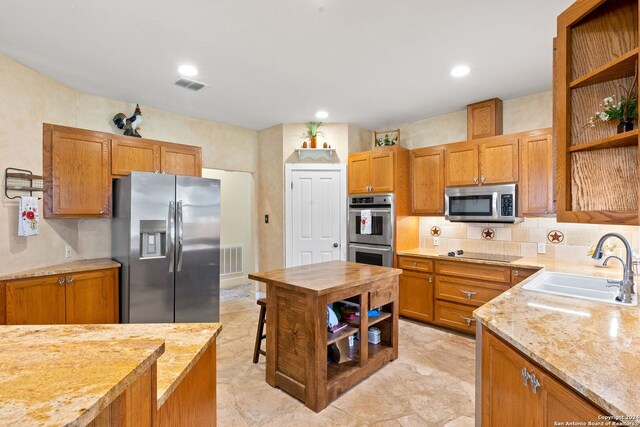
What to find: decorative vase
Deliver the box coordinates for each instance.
[302,141,308,148]
[310,136,317,149]
[323,142,328,149]
[616,118,634,134]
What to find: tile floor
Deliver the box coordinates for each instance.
[217,295,476,426]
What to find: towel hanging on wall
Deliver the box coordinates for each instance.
[18,196,39,236]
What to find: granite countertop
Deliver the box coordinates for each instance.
[249,260,402,295]
[0,258,121,281]
[0,322,222,426]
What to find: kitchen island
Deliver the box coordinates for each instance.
[249,261,402,412]
[0,323,221,426]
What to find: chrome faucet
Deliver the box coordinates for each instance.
[592,233,635,304]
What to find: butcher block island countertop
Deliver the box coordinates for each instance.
[0,323,221,426]
[249,261,402,412]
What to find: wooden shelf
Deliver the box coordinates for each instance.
[345,311,392,328]
[327,342,392,386]
[326,325,358,345]
[6,172,43,180]
[568,130,638,152]
[570,48,638,89]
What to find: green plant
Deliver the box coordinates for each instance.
[587,80,638,126]
[306,122,325,138]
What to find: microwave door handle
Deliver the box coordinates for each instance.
[492,193,498,218]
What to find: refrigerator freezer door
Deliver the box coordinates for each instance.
[175,176,220,322]
[127,172,176,323]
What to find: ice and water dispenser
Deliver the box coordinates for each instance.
[140,220,167,258]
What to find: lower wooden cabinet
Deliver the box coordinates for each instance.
[399,271,434,322]
[481,328,604,426]
[2,268,119,325]
[511,268,540,285]
[434,300,476,334]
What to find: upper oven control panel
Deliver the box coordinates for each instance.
[349,193,394,208]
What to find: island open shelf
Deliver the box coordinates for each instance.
[249,261,401,412]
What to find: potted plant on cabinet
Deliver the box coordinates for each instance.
[304,122,325,148]
[586,79,638,134]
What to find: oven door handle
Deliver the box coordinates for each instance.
[348,244,392,253]
[349,208,392,214]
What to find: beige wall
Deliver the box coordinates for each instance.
[0,54,258,275]
[400,91,553,149]
[201,168,255,288]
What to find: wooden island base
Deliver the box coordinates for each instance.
[249,261,402,412]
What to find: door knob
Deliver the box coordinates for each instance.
[333,243,339,248]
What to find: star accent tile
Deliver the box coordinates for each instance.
[430,226,441,237]
[547,230,564,243]
[482,228,495,240]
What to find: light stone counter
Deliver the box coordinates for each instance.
[0,322,222,426]
[0,258,120,281]
[399,247,636,416]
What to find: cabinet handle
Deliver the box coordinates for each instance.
[473,176,478,184]
[529,373,541,394]
[428,277,433,284]
[58,277,65,286]
[459,315,476,326]
[481,176,486,184]
[99,210,106,215]
[521,368,530,386]
[154,169,160,174]
[66,276,73,285]
[514,270,520,277]
[459,289,477,300]
[412,262,417,267]
[437,209,443,214]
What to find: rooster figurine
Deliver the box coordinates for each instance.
[113,104,143,137]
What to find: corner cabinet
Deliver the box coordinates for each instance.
[481,328,604,426]
[410,146,445,215]
[43,124,203,218]
[348,148,396,194]
[44,125,112,218]
[1,267,119,325]
[555,0,639,225]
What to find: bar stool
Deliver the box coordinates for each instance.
[253,298,267,363]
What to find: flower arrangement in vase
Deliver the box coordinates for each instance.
[585,79,637,134]
[303,122,325,148]
[587,242,618,267]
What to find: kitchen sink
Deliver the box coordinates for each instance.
[522,272,638,306]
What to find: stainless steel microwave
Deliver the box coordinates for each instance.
[445,184,522,223]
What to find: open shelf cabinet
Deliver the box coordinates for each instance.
[556,0,640,225]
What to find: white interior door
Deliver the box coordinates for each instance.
[286,164,346,267]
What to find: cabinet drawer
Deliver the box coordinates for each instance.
[435,260,511,284]
[369,284,397,309]
[511,268,540,285]
[398,256,434,273]
[436,276,507,307]
[434,300,477,334]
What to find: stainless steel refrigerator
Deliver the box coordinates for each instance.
[112,172,220,323]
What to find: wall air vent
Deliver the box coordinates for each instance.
[174,78,208,91]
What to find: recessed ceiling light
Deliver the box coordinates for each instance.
[450,65,470,77]
[178,64,198,77]
[316,111,329,119]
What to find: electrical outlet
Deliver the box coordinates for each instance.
[64,245,72,258]
[537,243,546,254]
[433,237,440,246]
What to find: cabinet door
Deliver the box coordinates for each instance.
[399,271,434,322]
[160,144,202,177]
[511,268,540,285]
[111,138,161,176]
[480,136,519,184]
[65,269,118,324]
[44,126,111,217]
[467,98,502,140]
[348,152,371,194]
[539,369,603,426]
[482,329,542,427]
[520,133,554,215]
[411,147,445,215]
[445,142,479,186]
[369,150,395,193]
[5,276,66,325]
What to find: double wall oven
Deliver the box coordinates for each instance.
[347,194,394,267]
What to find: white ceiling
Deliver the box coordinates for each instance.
[0,0,573,131]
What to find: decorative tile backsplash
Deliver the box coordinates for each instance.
[418,217,640,262]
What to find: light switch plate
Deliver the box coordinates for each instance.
[433,237,440,246]
[65,245,72,258]
[537,243,546,254]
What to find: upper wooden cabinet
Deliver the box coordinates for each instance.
[481,328,604,426]
[467,98,503,140]
[111,138,161,175]
[555,0,639,225]
[410,146,445,215]
[161,144,202,177]
[520,131,555,215]
[348,147,401,194]
[2,267,118,325]
[44,124,202,218]
[44,125,112,218]
[445,135,519,187]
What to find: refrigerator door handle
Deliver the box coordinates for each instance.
[177,200,184,272]
[168,201,175,273]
